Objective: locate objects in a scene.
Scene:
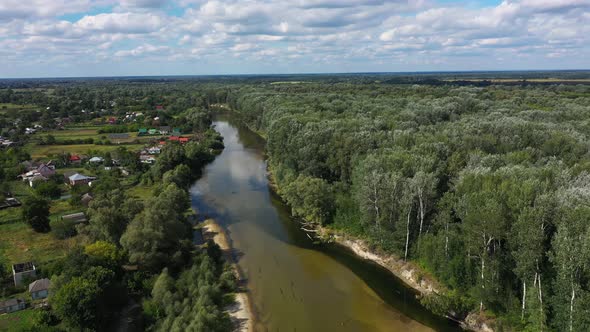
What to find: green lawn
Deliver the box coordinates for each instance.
[0,219,78,264]
[0,309,37,331]
[126,184,156,201]
[39,128,102,140]
[0,103,39,114]
[27,143,142,159]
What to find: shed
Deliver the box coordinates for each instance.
[61,212,87,224]
[12,262,36,287]
[0,298,26,314]
[81,193,94,207]
[29,278,51,300]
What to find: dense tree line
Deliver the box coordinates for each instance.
[227,82,590,330]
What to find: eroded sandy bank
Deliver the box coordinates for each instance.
[202,219,253,332]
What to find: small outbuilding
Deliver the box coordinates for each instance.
[0,298,26,314]
[12,262,36,287]
[29,278,51,300]
[81,193,94,207]
[61,212,87,224]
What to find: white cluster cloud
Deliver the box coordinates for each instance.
[0,0,588,77]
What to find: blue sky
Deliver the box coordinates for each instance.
[0,0,588,78]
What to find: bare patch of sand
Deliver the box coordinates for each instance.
[202,219,253,332]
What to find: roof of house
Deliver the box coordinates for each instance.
[0,298,24,308]
[89,157,104,162]
[37,163,55,173]
[138,128,147,133]
[69,173,93,181]
[69,155,81,161]
[29,278,50,293]
[13,262,35,273]
[29,175,48,182]
[81,193,94,204]
[179,137,189,143]
[169,136,180,141]
[62,212,87,223]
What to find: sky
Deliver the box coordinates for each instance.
[0,0,589,78]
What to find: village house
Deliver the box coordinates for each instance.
[147,146,161,154]
[148,128,158,135]
[159,126,171,134]
[89,156,104,163]
[12,262,36,287]
[29,278,51,300]
[0,298,26,314]
[69,154,82,165]
[68,173,96,186]
[139,154,156,164]
[138,128,148,136]
[19,162,56,187]
[0,136,15,148]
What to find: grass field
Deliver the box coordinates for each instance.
[0,309,36,331]
[0,181,82,266]
[0,103,39,114]
[126,184,156,201]
[27,143,143,159]
[0,220,78,264]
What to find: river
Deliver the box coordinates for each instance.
[190,117,460,332]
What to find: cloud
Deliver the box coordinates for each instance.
[0,0,589,77]
[0,0,93,20]
[119,0,170,8]
[75,12,164,33]
[114,43,170,57]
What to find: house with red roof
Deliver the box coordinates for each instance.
[69,155,81,165]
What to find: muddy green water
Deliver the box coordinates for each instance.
[190,118,460,332]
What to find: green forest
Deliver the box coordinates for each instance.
[224,80,590,331]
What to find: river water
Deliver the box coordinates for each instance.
[190,118,460,332]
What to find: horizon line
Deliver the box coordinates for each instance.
[1,69,590,80]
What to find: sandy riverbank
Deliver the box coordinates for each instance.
[202,219,253,332]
